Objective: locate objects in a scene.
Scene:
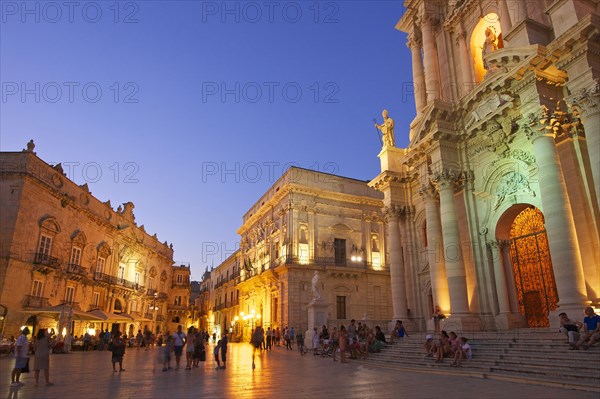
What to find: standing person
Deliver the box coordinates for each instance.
[265,327,272,350]
[173,325,186,370]
[33,329,53,386]
[347,319,357,345]
[289,327,296,350]
[193,330,204,368]
[213,340,221,370]
[185,327,195,370]
[312,327,320,355]
[103,329,111,351]
[432,306,445,333]
[331,327,339,362]
[110,331,126,372]
[162,334,173,371]
[338,325,348,363]
[98,329,105,351]
[136,330,143,348]
[220,332,228,369]
[251,327,263,369]
[83,331,91,351]
[284,327,291,350]
[274,327,281,347]
[11,327,30,387]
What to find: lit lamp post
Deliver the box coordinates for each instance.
[151,292,158,334]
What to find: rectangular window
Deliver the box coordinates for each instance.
[92,292,100,306]
[148,277,154,290]
[118,264,125,280]
[31,280,43,297]
[96,257,106,274]
[298,243,309,264]
[135,272,140,285]
[38,235,52,256]
[131,300,138,312]
[161,280,165,292]
[70,247,82,265]
[336,295,346,319]
[175,296,181,306]
[65,286,75,304]
[371,252,381,269]
[334,238,346,265]
[177,274,183,284]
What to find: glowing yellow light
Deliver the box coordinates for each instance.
[87,328,96,336]
[61,327,67,337]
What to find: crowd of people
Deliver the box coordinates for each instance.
[8,306,598,386]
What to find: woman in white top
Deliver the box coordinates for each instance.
[451,337,472,367]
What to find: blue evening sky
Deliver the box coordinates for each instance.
[0,1,415,279]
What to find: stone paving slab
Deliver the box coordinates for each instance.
[1,343,598,399]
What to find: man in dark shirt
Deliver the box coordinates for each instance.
[375,326,386,343]
[220,333,228,369]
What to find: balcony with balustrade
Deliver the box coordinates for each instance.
[23,295,49,308]
[67,263,89,282]
[32,252,61,274]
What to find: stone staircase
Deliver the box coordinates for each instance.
[356,329,600,392]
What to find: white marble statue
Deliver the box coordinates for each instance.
[482,27,498,70]
[311,271,321,301]
[374,109,395,148]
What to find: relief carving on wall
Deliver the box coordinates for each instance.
[494,172,536,210]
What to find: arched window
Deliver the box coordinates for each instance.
[470,13,503,83]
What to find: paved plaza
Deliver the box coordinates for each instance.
[1,343,597,399]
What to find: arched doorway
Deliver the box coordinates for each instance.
[509,207,558,327]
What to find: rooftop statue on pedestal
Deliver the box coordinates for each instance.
[374,109,395,149]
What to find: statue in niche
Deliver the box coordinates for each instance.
[482,27,498,70]
[374,109,395,148]
[311,271,321,301]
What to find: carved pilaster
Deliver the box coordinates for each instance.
[431,168,459,192]
[455,31,467,46]
[383,204,403,222]
[418,183,438,201]
[569,80,600,119]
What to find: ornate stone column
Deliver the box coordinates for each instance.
[570,82,600,210]
[419,185,450,313]
[487,240,511,315]
[456,30,473,96]
[523,109,589,310]
[407,35,426,114]
[419,14,441,102]
[432,169,470,315]
[400,207,417,317]
[384,205,408,319]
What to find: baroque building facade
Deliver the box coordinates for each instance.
[228,167,392,337]
[0,143,189,336]
[369,0,599,331]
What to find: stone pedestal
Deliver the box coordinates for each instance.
[307,299,328,332]
[439,315,482,334]
[494,313,527,330]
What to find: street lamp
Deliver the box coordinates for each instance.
[151,292,159,334]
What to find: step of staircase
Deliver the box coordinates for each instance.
[356,334,600,392]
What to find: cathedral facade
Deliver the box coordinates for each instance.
[369,0,599,331]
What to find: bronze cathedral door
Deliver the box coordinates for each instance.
[509,207,558,327]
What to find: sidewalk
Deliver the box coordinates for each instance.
[1,343,597,399]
